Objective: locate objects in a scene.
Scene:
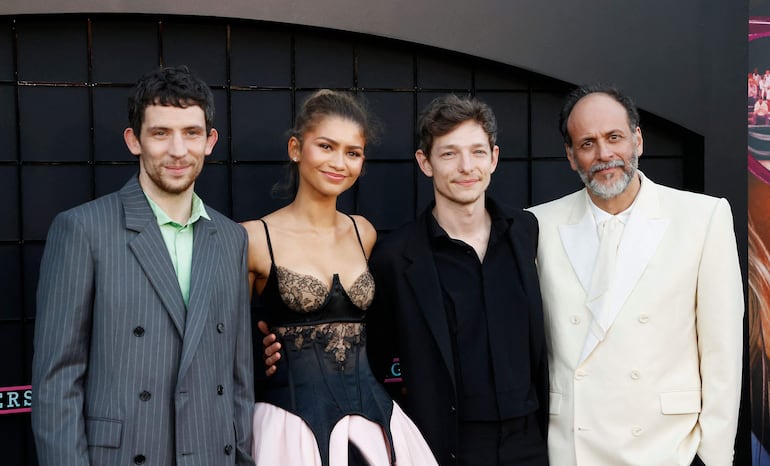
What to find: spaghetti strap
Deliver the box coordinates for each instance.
[259,219,276,264]
[345,214,368,259]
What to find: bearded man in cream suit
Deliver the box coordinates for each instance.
[528,84,743,466]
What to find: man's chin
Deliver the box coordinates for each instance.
[443,192,483,206]
[158,178,195,195]
[588,180,629,200]
[590,169,621,183]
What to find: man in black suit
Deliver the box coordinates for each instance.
[366,95,548,465]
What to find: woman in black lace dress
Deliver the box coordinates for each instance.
[242,90,437,466]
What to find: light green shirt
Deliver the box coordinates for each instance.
[145,193,210,306]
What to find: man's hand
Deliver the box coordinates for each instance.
[258,321,280,376]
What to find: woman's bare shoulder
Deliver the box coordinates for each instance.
[348,214,377,254]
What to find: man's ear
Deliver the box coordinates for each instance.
[124,128,142,156]
[415,150,433,177]
[490,145,500,174]
[204,128,219,156]
[633,126,643,159]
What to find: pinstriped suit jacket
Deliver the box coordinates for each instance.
[31,176,255,466]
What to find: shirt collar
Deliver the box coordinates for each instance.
[145,192,210,228]
[427,196,512,242]
[587,175,642,227]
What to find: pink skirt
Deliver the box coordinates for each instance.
[252,401,438,465]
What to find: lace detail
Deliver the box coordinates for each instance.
[275,322,364,364]
[272,266,375,364]
[275,266,375,312]
[276,266,329,312]
[347,271,374,310]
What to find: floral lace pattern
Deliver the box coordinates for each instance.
[275,266,329,312]
[346,271,375,310]
[276,322,364,364]
[273,266,375,364]
[275,266,374,311]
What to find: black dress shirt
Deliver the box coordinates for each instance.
[428,198,535,421]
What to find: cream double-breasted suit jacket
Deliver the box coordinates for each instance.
[529,173,743,466]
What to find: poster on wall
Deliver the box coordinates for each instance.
[749,12,770,466]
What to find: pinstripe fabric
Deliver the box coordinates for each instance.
[32,175,255,466]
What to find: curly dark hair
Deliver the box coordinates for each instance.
[127,65,215,139]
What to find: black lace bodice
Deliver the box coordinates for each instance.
[256,217,395,466]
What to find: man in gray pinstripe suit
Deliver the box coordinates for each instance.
[31,66,255,466]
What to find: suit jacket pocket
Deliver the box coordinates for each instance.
[549,392,562,415]
[659,390,702,414]
[86,417,123,448]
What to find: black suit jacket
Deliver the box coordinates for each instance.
[367,199,548,465]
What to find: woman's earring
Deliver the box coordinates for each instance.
[292,157,299,162]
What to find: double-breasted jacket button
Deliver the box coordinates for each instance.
[638,314,650,324]
[575,369,586,380]
[449,452,457,462]
[569,315,581,325]
[631,425,643,436]
[216,322,225,333]
[224,444,233,455]
[630,370,641,380]
[217,384,224,395]
[133,326,145,337]
[133,454,146,464]
[139,391,151,401]
[449,405,456,414]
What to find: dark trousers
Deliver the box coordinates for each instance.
[457,413,548,466]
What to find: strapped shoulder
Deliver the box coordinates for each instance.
[259,219,276,263]
[345,214,367,259]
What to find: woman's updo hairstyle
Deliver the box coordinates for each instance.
[273,90,379,198]
[289,89,378,145]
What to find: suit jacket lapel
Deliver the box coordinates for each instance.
[178,217,217,385]
[611,175,669,320]
[403,211,456,387]
[122,177,187,337]
[558,190,598,294]
[564,174,669,364]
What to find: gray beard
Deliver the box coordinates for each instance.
[577,154,639,200]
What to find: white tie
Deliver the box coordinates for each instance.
[585,217,624,341]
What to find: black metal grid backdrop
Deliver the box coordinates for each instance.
[0,14,700,466]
